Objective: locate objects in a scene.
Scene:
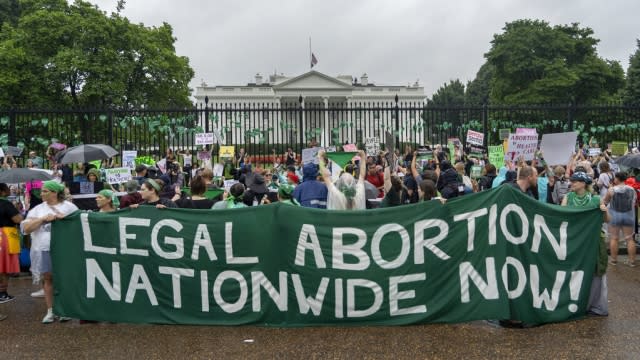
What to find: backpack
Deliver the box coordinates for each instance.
[610,186,635,212]
[552,178,570,205]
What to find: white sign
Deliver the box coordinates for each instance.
[302,147,322,165]
[183,156,192,167]
[104,167,133,184]
[212,128,223,145]
[122,151,137,170]
[466,130,484,146]
[504,133,539,161]
[156,158,167,174]
[365,137,380,156]
[588,148,601,157]
[540,132,578,166]
[0,147,5,158]
[195,133,215,145]
[223,180,238,192]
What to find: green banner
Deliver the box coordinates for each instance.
[51,186,601,326]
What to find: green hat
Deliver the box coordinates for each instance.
[278,184,295,198]
[42,180,65,193]
[87,168,101,179]
[98,189,120,208]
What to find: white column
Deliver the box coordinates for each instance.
[322,96,329,147]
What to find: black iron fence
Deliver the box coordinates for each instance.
[1,102,640,166]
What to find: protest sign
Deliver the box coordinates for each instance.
[385,131,395,152]
[588,148,601,157]
[5,146,22,157]
[182,155,192,167]
[504,133,538,161]
[0,147,4,158]
[197,151,211,161]
[52,186,601,326]
[156,158,167,173]
[104,167,133,184]
[343,144,357,152]
[516,128,537,135]
[468,145,484,158]
[499,129,510,140]
[302,147,322,165]
[325,146,337,153]
[470,165,482,179]
[365,137,380,156]
[219,146,235,158]
[488,145,505,167]
[223,179,237,192]
[466,130,484,146]
[540,132,578,166]
[122,151,137,170]
[195,133,215,146]
[611,141,627,156]
[448,138,461,161]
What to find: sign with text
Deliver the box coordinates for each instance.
[195,133,215,146]
[219,146,235,158]
[302,147,322,165]
[504,133,539,161]
[365,137,380,157]
[540,132,578,166]
[466,130,484,146]
[52,186,602,326]
[488,145,505,167]
[611,141,627,156]
[197,151,211,161]
[516,128,537,136]
[343,144,357,152]
[104,167,133,184]
[122,151,137,170]
[588,148,601,157]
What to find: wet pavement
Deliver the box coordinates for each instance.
[2,257,640,360]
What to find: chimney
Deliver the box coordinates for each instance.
[361,73,368,86]
[255,73,263,85]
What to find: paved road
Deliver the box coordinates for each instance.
[2,257,640,360]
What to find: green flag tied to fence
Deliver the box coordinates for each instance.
[325,152,357,169]
[51,186,602,326]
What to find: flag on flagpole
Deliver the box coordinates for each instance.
[311,53,318,68]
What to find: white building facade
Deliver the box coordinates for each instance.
[194,71,426,147]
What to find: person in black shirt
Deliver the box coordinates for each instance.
[173,176,216,209]
[130,179,177,209]
[0,183,23,304]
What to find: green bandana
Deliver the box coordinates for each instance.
[43,180,65,193]
[98,189,120,208]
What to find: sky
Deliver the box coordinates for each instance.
[86,0,639,98]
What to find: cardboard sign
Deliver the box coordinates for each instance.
[5,146,22,157]
[197,151,211,161]
[302,147,322,165]
[104,167,132,184]
[195,133,215,145]
[470,165,482,179]
[540,132,578,166]
[504,133,538,161]
[365,137,380,157]
[219,146,235,158]
[611,141,627,156]
[343,143,357,152]
[499,129,510,140]
[588,148,601,157]
[468,145,485,158]
[122,151,137,170]
[466,130,484,146]
[488,145,505,167]
[516,128,537,136]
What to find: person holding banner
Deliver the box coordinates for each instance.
[95,189,119,212]
[561,171,610,316]
[21,180,78,323]
[319,150,367,210]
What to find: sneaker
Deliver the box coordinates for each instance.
[57,316,72,322]
[0,293,15,304]
[42,311,55,324]
[31,289,45,298]
[609,259,618,266]
[625,260,636,268]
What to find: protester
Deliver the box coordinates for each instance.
[277,184,300,206]
[561,171,610,316]
[119,180,143,209]
[292,163,328,208]
[173,176,217,209]
[0,183,23,305]
[131,179,177,209]
[602,172,637,266]
[478,164,497,191]
[366,163,385,198]
[319,150,366,210]
[212,183,247,209]
[285,147,296,167]
[133,164,148,185]
[21,180,78,323]
[437,160,464,199]
[94,189,118,212]
[550,166,570,205]
[596,161,614,198]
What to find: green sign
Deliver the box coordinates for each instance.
[610,141,627,156]
[488,145,505,167]
[52,186,601,326]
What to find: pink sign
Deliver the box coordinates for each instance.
[516,128,537,135]
[343,143,357,152]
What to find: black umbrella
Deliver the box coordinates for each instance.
[614,153,640,169]
[0,168,53,183]
[56,144,118,165]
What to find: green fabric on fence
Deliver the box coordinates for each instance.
[51,186,602,326]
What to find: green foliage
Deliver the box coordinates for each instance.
[0,0,194,109]
[486,19,625,104]
[465,62,494,105]
[623,40,640,104]
[427,79,465,106]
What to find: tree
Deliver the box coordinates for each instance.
[486,19,624,104]
[427,79,465,106]
[465,62,494,105]
[0,0,20,27]
[623,40,640,104]
[0,0,194,109]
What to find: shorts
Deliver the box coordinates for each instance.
[609,209,636,227]
[31,250,52,274]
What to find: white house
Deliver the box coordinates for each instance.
[193,71,426,146]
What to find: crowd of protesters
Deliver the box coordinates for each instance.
[0,139,639,324]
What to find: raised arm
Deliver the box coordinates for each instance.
[358,150,366,183]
